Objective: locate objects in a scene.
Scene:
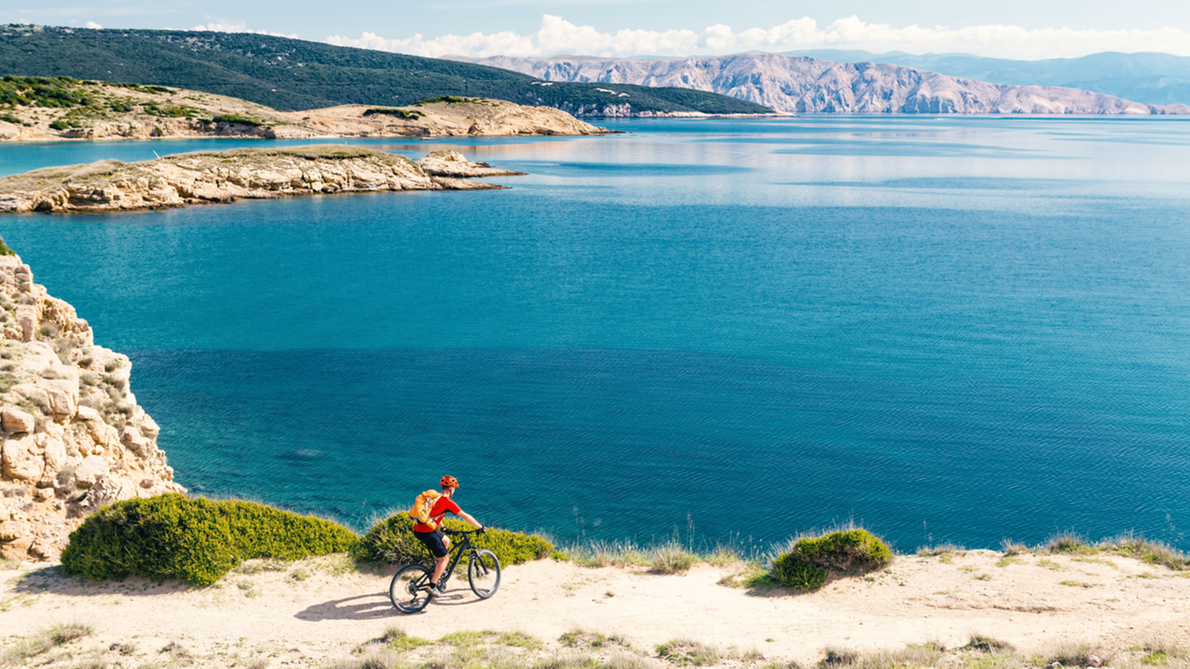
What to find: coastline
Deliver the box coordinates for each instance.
[0,146,521,214]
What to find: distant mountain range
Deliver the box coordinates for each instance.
[0,25,771,116]
[476,53,1190,115]
[783,50,1190,107]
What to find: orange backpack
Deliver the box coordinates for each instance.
[408,490,444,530]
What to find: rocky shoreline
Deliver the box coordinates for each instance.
[0,146,523,214]
[0,250,183,561]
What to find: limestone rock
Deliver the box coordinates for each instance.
[2,408,35,433]
[0,251,186,561]
[73,455,110,489]
[0,145,523,214]
[417,150,526,178]
[2,433,41,481]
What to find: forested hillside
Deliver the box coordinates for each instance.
[0,25,772,115]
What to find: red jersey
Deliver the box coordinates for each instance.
[414,495,461,532]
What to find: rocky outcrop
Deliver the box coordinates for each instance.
[417,150,526,178]
[0,252,184,561]
[0,146,522,214]
[0,79,607,142]
[478,53,1190,115]
[296,99,609,137]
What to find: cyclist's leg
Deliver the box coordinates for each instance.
[431,553,448,585]
[414,530,451,587]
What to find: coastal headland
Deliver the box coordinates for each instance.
[0,78,609,142]
[0,146,523,214]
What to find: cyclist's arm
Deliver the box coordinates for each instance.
[456,510,483,530]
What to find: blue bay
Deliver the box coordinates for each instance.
[1,116,1188,552]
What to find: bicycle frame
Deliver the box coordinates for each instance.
[433,531,478,586]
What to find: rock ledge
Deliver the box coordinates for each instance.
[0,147,522,214]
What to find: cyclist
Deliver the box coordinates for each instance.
[413,475,485,595]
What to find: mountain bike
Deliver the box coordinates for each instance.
[389,528,501,613]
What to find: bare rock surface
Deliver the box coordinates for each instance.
[0,81,608,142]
[478,53,1190,115]
[0,253,184,561]
[417,150,527,178]
[0,145,522,214]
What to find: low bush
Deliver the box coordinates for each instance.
[211,114,261,127]
[770,529,892,591]
[362,108,424,119]
[354,512,553,567]
[61,494,358,586]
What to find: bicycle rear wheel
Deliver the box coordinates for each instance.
[468,549,501,599]
[390,563,433,613]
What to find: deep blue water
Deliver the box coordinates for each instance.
[1,116,1188,552]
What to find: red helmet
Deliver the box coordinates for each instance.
[440,475,460,489]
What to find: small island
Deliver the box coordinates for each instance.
[0,146,524,214]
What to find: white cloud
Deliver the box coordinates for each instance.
[84,21,102,30]
[192,22,298,39]
[326,14,1190,60]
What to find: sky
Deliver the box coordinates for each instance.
[4,0,1190,60]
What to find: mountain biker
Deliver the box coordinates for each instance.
[413,475,484,595]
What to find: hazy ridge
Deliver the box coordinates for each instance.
[476,52,1190,114]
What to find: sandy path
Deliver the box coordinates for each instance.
[2,550,1188,667]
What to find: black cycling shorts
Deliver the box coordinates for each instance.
[414,529,448,558]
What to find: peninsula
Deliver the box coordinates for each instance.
[0,77,608,142]
[0,146,522,214]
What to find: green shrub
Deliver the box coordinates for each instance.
[61,494,358,586]
[49,119,70,131]
[0,235,15,257]
[771,555,828,591]
[354,512,553,567]
[770,529,892,591]
[211,114,262,127]
[362,108,424,119]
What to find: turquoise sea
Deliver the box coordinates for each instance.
[1,116,1188,552]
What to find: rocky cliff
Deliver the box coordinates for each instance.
[0,248,183,561]
[0,146,522,214]
[476,53,1190,115]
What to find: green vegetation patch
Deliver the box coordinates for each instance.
[656,639,722,666]
[770,528,892,591]
[0,75,93,108]
[210,113,262,126]
[60,493,358,586]
[363,107,425,119]
[354,512,552,566]
[0,234,14,256]
[413,96,487,106]
[140,101,199,117]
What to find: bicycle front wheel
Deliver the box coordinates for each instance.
[468,549,501,599]
[390,563,433,613]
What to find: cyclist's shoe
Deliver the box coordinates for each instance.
[421,582,441,598]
